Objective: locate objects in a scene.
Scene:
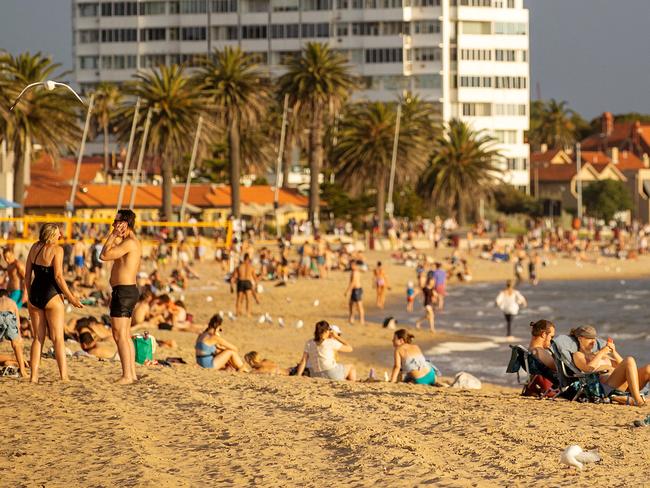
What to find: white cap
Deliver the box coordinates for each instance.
[330,325,342,335]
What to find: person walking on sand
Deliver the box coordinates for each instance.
[415,276,437,333]
[374,261,389,309]
[495,280,527,340]
[72,237,87,278]
[25,224,83,383]
[344,260,365,325]
[100,210,142,385]
[2,247,26,308]
[231,253,257,318]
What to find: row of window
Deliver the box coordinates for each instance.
[504,157,528,171]
[461,21,527,35]
[456,48,527,62]
[494,129,518,144]
[457,75,527,89]
[77,0,444,17]
[461,102,527,116]
[363,74,442,90]
[452,0,516,7]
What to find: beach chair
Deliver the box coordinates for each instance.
[506,345,558,398]
[550,335,607,402]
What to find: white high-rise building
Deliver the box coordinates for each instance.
[73,0,529,189]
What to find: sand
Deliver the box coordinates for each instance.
[1,249,650,486]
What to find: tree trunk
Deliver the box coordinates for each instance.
[161,155,173,221]
[229,116,241,219]
[377,168,387,234]
[456,195,466,227]
[308,102,323,231]
[281,124,293,189]
[103,122,110,174]
[12,135,26,217]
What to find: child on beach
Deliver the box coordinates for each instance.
[406,281,415,312]
[0,289,27,377]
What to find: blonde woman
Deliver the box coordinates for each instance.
[244,351,289,375]
[25,224,83,383]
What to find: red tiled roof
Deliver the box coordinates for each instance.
[536,163,578,182]
[530,149,564,164]
[31,154,104,186]
[616,151,646,171]
[580,151,610,165]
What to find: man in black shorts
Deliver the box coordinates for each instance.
[100,209,142,384]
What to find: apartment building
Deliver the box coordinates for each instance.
[73,0,530,190]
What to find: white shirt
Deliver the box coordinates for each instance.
[304,338,342,373]
[496,290,525,315]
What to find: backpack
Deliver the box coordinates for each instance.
[522,374,555,398]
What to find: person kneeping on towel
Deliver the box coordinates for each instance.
[101,209,142,385]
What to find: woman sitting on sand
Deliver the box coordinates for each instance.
[389,329,436,385]
[244,351,289,375]
[295,321,356,381]
[195,315,246,371]
[528,319,556,371]
[572,325,650,406]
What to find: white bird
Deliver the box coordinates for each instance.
[313,299,320,307]
[265,312,273,324]
[560,445,601,470]
[295,320,304,329]
[227,311,235,321]
[258,315,266,324]
[10,80,86,110]
[278,317,285,327]
[218,310,224,318]
[206,296,213,302]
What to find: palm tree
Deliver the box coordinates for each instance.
[278,43,357,229]
[194,47,270,218]
[0,52,81,215]
[119,65,211,221]
[332,98,436,230]
[529,99,576,150]
[93,82,122,173]
[418,119,501,226]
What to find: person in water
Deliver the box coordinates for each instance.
[390,329,436,385]
[25,223,83,383]
[195,315,246,371]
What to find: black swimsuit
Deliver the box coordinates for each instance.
[29,244,63,310]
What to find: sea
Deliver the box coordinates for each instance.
[373,278,650,386]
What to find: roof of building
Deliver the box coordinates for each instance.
[31,154,105,186]
[581,120,650,152]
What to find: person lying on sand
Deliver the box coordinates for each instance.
[130,288,155,330]
[528,319,556,371]
[572,325,650,406]
[77,321,117,360]
[195,315,246,371]
[0,289,28,377]
[389,329,436,385]
[296,321,356,381]
[244,351,289,375]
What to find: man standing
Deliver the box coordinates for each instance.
[100,209,142,384]
[230,253,256,318]
[432,262,447,311]
[73,237,87,278]
[344,260,365,325]
[2,247,26,308]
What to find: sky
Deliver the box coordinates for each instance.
[0,0,648,120]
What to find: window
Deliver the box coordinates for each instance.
[141,54,167,68]
[365,48,403,63]
[379,0,403,7]
[212,0,238,12]
[245,0,268,12]
[459,76,491,87]
[458,0,490,5]
[405,0,440,6]
[494,130,518,144]
[508,0,515,7]
[169,27,180,40]
[413,74,441,89]
[180,0,208,13]
[140,1,166,14]
[79,30,99,43]
[79,56,99,70]
[242,24,267,39]
[336,0,349,7]
[461,21,491,34]
[494,22,527,35]
[412,20,441,34]
[412,47,441,62]
[352,22,379,36]
[169,1,180,13]
[141,28,166,41]
[462,103,491,116]
[495,49,516,62]
[460,49,491,61]
[101,29,138,42]
[181,26,207,41]
[214,25,240,39]
[302,0,332,10]
[494,103,527,116]
[382,22,407,36]
[494,76,527,89]
[336,23,349,36]
[101,2,138,16]
[78,3,99,16]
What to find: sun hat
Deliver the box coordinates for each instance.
[571,325,597,339]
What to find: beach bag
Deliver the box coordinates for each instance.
[450,372,481,390]
[522,374,555,398]
[132,335,154,364]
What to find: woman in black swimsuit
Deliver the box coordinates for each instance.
[415,276,437,333]
[24,224,83,383]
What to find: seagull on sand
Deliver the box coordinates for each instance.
[10,80,86,110]
[560,445,600,470]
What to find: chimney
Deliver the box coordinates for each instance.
[602,112,614,136]
[540,143,548,154]
[612,147,619,165]
[632,120,641,148]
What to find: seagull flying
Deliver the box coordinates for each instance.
[9,80,86,110]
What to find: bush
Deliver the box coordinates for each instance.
[583,179,632,221]
[493,185,542,215]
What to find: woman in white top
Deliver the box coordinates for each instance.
[296,321,357,381]
[495,280,527,338]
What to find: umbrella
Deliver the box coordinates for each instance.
[0,198,21,209]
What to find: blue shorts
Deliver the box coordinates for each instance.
[411,367,436,385]
[74,256,85,268]
[9,290,23,308]
[0,311,19,341]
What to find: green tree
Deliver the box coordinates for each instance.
[331,99,435,230]
[583,179,632,221]
[119,65,211,221]
[278,43,357,229]
[528,99,577,151]
[93,82,122,173]
[418,119,501,225]
[0,52,81,215]
[195,47,270,218]
[493,184,541,215]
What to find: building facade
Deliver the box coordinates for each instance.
[72,0,530,189]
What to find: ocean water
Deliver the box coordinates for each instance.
[372,278,650,386]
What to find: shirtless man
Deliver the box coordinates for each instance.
[231,253,256,317]
[344,260,365,325]
[72,238,87,278]
[100,209,142,384]
[2,247,26,308]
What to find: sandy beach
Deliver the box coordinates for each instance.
[2,249,650,486]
